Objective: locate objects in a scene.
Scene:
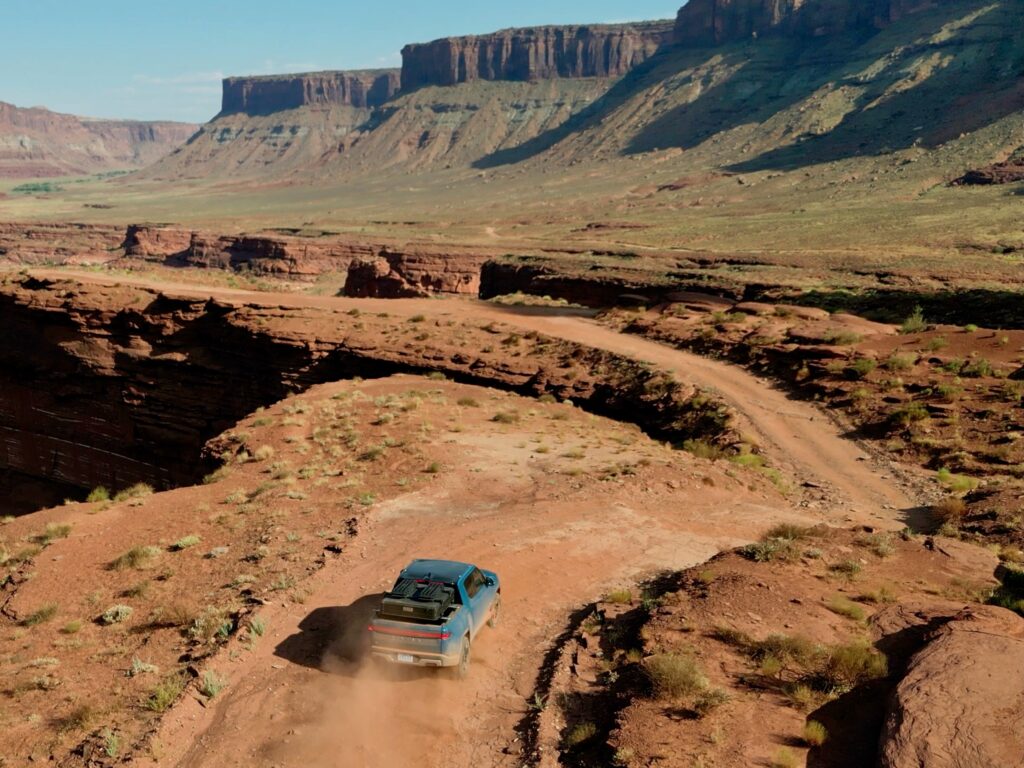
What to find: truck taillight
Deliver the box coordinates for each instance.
[369,625,451,640]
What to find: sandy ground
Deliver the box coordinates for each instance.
[19,269,920,767]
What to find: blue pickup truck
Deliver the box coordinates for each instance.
[368,559,501,677]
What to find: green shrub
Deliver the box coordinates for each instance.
[249,616,267,637]
[146,673,187,712]
[823,329,862,346]
[562,722,598,750]
[170,535,201,552]
[962,358,993,378]
[937,468,979,494]
[113,483,154,503]
[199,670,227,698]
[31,523,72,545]
[818,642,888,692]
[741,537,800,563]
[890,402,929,426]
[828,560,863,578]
[693,688,729,717]
[100,605,134,625]
[645,653,707,699]
[826,596,866,622]
[22,603,59,627]
[606,588,633,605]
[846,358,878,379]
[884,353,918,372]
[804,720,828,747]
[109,545,161,571]
[86,487,110,503]
[900,306,927,334]
[129,658,159,677]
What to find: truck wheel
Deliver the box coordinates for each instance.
[487,596,501,629]
[454,638,471,680]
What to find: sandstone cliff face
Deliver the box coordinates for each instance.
[344,251,488,298]
[673,0,942,45]
[0,102,197,178]
[0,278,736,514]
[400,21,674,89]
[0,222,125,265]
[221,70,400,115]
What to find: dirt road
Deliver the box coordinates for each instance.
[24,270,919,767]
[30,268,917,521]
[141,378,794,768]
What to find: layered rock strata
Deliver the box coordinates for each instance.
[220,70,401,115]
[0,101,197,178]
[0,277,736,514]
[400,21,674,89]
[673,0,944,45]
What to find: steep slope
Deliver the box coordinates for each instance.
[0,102,197,178]
[145,105,373,180]
[483,0,1024,170]
[141,22,672,182]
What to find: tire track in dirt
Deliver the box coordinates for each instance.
[32,269,919,523]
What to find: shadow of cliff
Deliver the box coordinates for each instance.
[472,49,683,169]
[723,1,1019,172]
[478,1,1017,172]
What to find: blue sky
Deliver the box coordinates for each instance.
[1,1,679,124]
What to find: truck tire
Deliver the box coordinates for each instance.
[454,637,471,680]
[487,596,501,629]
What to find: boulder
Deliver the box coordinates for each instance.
[879,605,1024,768]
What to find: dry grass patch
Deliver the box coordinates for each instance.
[109,545,161,571]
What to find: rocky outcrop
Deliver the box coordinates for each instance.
[221,70,400,115]
[119,224,497,285]
[673,0,942,45]
[179,233,369,277]
[479,259,681,307]
[0,277,737,515]
[953,160,1024,186]
[0,222,125,265]
[879,605,1024,768]
[0,101,197,178]
[122,224,193,260]
[344,250,488,298]
[400,21,674,89]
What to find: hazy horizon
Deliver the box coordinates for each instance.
[1,1,679,124]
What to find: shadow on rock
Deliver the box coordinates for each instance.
[274,593,384,671]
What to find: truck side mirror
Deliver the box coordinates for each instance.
[485,577,495,587]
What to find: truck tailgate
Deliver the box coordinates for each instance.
[369,609,461,666]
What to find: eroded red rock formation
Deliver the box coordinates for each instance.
[953,160,1024,186]
[0,222,125,265]
[673,0,943,45]
[0,102,197,178]
[221,70,401,115]
[0,277,736,513]
[400,21,674,89]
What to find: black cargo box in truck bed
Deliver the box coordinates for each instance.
[379,578,455,622]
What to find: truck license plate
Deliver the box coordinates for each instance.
[397,654,415,664]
